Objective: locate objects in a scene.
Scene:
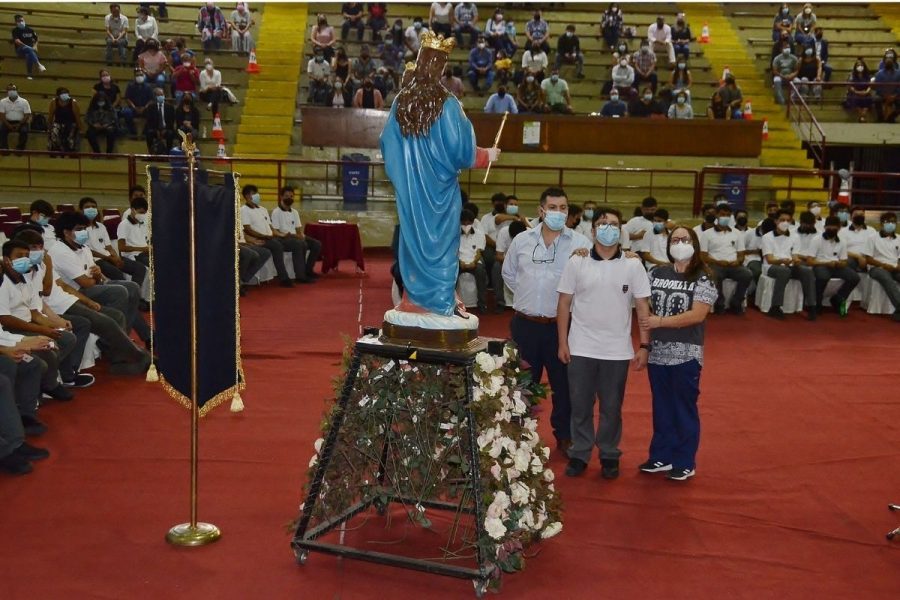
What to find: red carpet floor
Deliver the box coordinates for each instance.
[1,255,899,599]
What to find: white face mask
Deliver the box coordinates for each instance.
[855,65,864,73]
[777,221,791,232]
[669,243,694,261]
[810,206,821,217]
[619,60,628,68]
[461,224,473,234]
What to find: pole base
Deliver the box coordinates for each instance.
[166,522,221,547]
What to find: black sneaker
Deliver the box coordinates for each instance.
[766,306,785,320]
[21,415,47,437]
[667,467,696,481]
[294,278,314,284]
[305,272,321,280]
[728,304,745,316]
[600,458,620,480]
[280,279,295,288]
[806,306,817,321]
[42,386,74,401]
[564,458,587,477]
[14,442,50,462]
[63,373,95,388]
[0,452,32,475]
[638,460,673,474]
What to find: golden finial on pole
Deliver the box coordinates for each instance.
[482,111,508,185]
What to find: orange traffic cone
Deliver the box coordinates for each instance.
[211,113,224,140]
[215,140,228,164]
[719,66,731,86]
[761,118,769,141]
[743,101,753,120]
[700,22,710,43]
[246,50,260,74]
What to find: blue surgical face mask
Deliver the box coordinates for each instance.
[83,207,99,220]
[74,230,90,245]
[653,222,665,233]
[37,215,50,226]
[17,21,25,29]
[506,205,519,215]
[28,249,44,266]
[884,222,897,234]
[717,216,731,227]
[251,193,261,205]
[59,93,71,102]
[543,210,566,231]
[11,257,32,274]
[595,223,621,246]
[583,209,594,220]
[157,95,166,103]
[837,211,849,224]
[677,96,686,105]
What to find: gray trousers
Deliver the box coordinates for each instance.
[458,262,487,307]
[567,355,631,462]
[64,302,147,368]
[84,282,150,342]
[0,354,42,420]
[746,259,762,297]
[767,264,816,308]
[491,260,505,307]
[868,267,900,309]
[0,368,24,460]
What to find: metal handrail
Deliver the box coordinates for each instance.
[786,80,827,166]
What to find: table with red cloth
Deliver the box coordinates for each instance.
[304,222,365,274]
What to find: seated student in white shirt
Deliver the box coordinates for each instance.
[0,241,92,400]
[734,208,762,296]
[22,199,58,249]
[14,229,150,375]
[240,184,298,287]
[713,194,736,228]
[624,196,658,249]
[79,197,147,288]
[479,193,510,285]
[794,210,820,259]
[458,209,488,313]
[843,205,877,272]
[761,210,817,320]
[807,216,861,315]
[566,204,585,233]
[637,208,671,270]
[699,204,752,314]
[864,211,900,321]
[116,195,150,268]
[807,200,825,232]
[492,219,527,312]
[237,213,271,296]
[576,201,596,238]
[48,212,151,346]
[270,186,321,283]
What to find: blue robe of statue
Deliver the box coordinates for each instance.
[380,96,476,317]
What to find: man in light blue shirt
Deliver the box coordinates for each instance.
[502,187,590,453]
[484,86,518,114]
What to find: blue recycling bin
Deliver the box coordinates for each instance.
[341,153,370,210]
[720,172,748,211]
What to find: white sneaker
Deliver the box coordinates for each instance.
[37,63,46,73]
[26,76,33,80]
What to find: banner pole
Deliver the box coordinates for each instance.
[166,132,221,547]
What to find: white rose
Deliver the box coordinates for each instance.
[541,446,550,460]
[490,374,505,393]
[472,386,484,402]
[475,352,495,373]
[506,467,520,481]
[484,516,507,540]
[511,482,530,505]
[541,522,563,539]
[493,354,506,370]
[485,377,501,395]
[543,468,555,482]
[513,447,531,471]
[513,398,528,416]
[519,508,535,530]
[490,462,502,481]
[524,417,538,432]
[313,438,324,453]
[530,455,543,474]
[308,455,318,468]
[488,439,504,459]
[477,429,495,450]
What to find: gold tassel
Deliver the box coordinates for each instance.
[230,391,244,413]
[146,362,159,382]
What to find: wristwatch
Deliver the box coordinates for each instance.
[639,343,651,352]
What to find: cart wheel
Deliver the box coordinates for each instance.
[473,579,487,598]
[294,549,309,565]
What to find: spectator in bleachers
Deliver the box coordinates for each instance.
[172,55,200,104]
[333,47,352,89]
[794,3,817,43]
[670,58,692,98]
[706,90,730,120]
[628,87,665,118]
[352,45,379,89]
[429,2,454,39]
[609,57,635,99]
[270,186,321,284]
[648,16,676,66]
[122,70,153,137]
[521,45,549,85]
[47,88,82,156]
[667,91,692,119]
[367,3,388,42]
[671,15,691,60]
[229,3,255,54]
[600,90,628,117]
[199,58,225,113]
[796,46,823,100]
[85,93,118,155]
[341,3,365,42]
[542,70,573,114]
[517,75,547,113]
[761,209,817,320]
[352,77,384,109]
[307,48,332,105]
[11,15,46,81]
[0,84,31,153]
[525,9,550,55]
[458,209,488,313]
[93,70,123,115]
[501,17,519,59]
[874,50,900,123]
[772,3,793,41]
[468,37,495,94]
[812,28,831,82]
[632,40,658,93]
[380,21,406,75]
[138,40,169,87]
[717,74,744,119]
[404,18,426,58]
[197,2,227,52]
[794,23,814,49]
[600,3,624,50]
[485,9,506,52]
[133,6,159,64]
[105,4,129,66]
[79,198,146,286]
[311,14,337,62]
[700,204,751,314]
[555,25,585,80]
[173,94,200,142]
[809,216,860,315]
[493,50,513,86]
[612,40,631,66]
[484,86,518,114]
[770,29,795,65]
[372,66,394,100]
[441,67,465,99]
[328,80,350,107]
[866,212,900,321]
[845,58,874,122]
[454,3,479,50]
[170,38,196,69]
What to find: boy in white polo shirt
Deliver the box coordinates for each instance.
[865,211,900,321]
[761,210,816,320]
[115,195,150,268]
[458,209,488,312]
[79,197,147,288]
[240,184,297,287]
[270,185,321,283]
[637,208,670,270]
[557,207,651,480]
[843,205,877,272]
[699,203,752,314]
[807,216,860,315]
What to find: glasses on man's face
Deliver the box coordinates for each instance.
[531,239,558,264]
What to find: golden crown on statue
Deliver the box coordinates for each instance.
[419,30,456,53]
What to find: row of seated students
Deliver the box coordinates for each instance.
[457,193,899,322]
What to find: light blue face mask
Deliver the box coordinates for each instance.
[653,222,665,233]
[717,216,731,227]
[37,215,50,226]
[506,205,519,215]
[595,223,621,246]
[28,249,44,266]
[884,222,897,234]
[543,210,566,231]
[837,211,849,224]
[83,207,99,220]
[251,193,261,205]
[11,257,32,274]
[74,230,90,245]
[583,209,594,220]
